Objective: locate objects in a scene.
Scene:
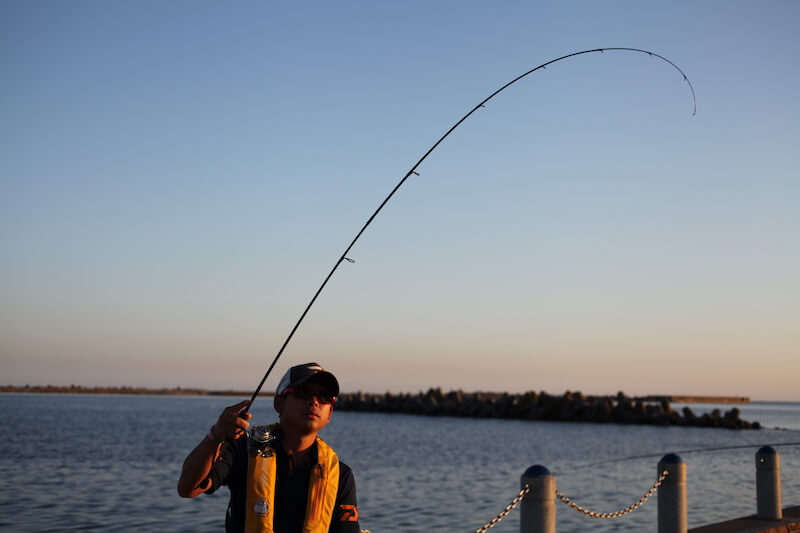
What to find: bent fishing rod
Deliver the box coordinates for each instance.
[241,47,696,414]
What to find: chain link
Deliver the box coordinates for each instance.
[555,470,669,519]
[472,484,532,533]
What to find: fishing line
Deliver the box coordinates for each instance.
[242,47,696,413]
[554,441,800,474]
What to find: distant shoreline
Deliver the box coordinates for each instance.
[1,385,759,428]
[0,384,271,397]
[0,385,748,403]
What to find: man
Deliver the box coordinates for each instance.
[178,363,360,533]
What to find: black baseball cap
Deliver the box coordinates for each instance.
[275,362,340,397]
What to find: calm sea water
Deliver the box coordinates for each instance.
[1,394,798,532]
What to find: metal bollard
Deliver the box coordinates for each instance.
[657,453,687,533]
[520,465,556,533]
[756,446,782,520]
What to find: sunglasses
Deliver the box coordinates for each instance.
[284,386,337,405]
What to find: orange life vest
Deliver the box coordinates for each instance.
[245,425,340,533]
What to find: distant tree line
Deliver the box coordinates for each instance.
[0,384,268,396]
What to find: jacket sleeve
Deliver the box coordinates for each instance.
[206,437,245,495]
[329,462,361,533]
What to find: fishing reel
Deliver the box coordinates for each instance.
[247,425,276,458]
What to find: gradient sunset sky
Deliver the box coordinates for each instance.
[2,1,798,400]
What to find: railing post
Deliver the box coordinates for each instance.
[658,453,687,533]
[756,446,782,520]
[520,465,556,533]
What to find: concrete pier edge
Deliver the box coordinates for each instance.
[689,505,800,533]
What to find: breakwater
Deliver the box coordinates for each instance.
[335,389,761,429]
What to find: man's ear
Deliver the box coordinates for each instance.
[274,394,284,415]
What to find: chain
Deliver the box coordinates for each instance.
[555,470,669,519]
[365,469,668,533]
[472,484,532,533]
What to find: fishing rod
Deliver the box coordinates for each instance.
[241,47,696,414]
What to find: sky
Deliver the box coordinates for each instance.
[1,1,798,401]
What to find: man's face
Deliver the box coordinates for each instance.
[275,382,334,435]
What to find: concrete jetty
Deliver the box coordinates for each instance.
[689,505,800,532]
[641,395,750,404]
